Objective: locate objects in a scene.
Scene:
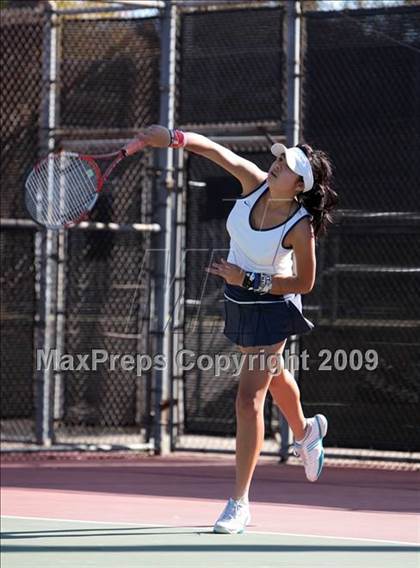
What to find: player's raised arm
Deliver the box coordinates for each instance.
[127,124,266,194]
[183,132,266,193]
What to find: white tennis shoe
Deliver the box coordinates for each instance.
[294,414,328,482]
[213,497,251,534]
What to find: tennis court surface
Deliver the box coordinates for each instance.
[1,453,419,567]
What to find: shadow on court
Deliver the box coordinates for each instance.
[2,526,214,539]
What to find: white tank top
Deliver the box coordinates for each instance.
[226,180,312,276]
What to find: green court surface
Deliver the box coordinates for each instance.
[1,516,419,568]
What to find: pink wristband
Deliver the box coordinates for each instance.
[169,129,187,149]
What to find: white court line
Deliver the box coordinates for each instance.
[1,515,419,547]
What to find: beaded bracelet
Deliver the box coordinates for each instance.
[242,271,273,294]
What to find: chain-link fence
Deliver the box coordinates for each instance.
[299,5,420,453]
[1,4,160,449]
[55,1,160,448]
[1,1,419,459]
[178,5,285,126]
[1,7,45,443]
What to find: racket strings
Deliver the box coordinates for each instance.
[29,156,95,220]
[25,154,99,228]
[26,157,81,222]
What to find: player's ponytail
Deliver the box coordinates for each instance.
[296,144,338,238]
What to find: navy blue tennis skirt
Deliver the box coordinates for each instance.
[223,283,314,347]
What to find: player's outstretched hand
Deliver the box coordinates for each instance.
[127,124,171,148]
[140,125,171,147]
[124,125,170,155]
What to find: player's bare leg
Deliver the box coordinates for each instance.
[233,341,286,501]
[269,367,307,441]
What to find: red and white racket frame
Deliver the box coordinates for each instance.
[29,138,146,229]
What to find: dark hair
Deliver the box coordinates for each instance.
[295,144,338,238]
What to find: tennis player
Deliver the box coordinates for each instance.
[131,125,338,534]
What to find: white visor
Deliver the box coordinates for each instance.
[271,143,314,192]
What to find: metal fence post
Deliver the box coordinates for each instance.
[279,0,303,461]
[286,0,302,147]
[152,0,178,455]
[35,1,60,446]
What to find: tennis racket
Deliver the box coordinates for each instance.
[24,137,146,230]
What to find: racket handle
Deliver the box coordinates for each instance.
[123,138,146,156]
